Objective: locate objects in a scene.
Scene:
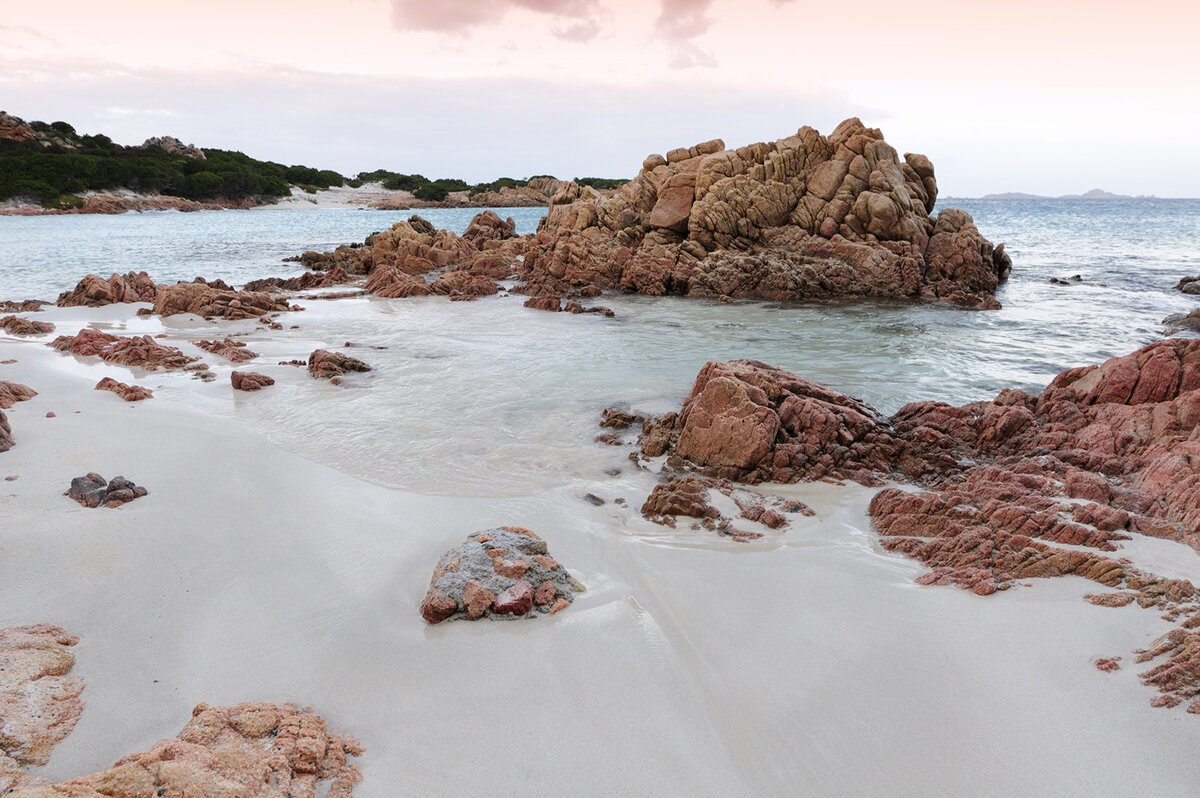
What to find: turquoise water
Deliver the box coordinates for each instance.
[0,206,547,299]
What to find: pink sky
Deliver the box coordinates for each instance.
[1,0,1197,195]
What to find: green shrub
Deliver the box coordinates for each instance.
[56,194,85,209]
[412,182,448,201]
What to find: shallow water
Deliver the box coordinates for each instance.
[3,199,1199,494]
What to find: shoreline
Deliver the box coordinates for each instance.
[4,295,1200,795]
[0,182,561,217]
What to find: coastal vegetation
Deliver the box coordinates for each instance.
[0,112,627,209]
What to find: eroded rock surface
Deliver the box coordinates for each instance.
[638,340,1200,707]
[307,349,371,382]
[231,371,275,392]
[421,527,582,623]
[192,337,258,362]
[0,380,37,409]
[0,409,11,452]
[50,328,204,372]
[0,624,85,789]
[15,702,363,798]
[517,118,1009,307]
[1,316,55,336]
[95,377,152,401]
[56,272,157,307]
[65,473,148,508]
[150,279,294,320]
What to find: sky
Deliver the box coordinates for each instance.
[1,0,1197,197]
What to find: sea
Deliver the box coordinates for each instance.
[1,198,1198,496]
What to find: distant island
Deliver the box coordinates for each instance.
[0,110,625,213]
[948,189,1160,201]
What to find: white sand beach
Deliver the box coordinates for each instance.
[4,296,1200,796]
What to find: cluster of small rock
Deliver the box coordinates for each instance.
[421,527,582,623]
[65,472,148,508]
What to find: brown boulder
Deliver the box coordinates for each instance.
[0,315,54,335]
[95,377,152,401]
[56,271,158,307]
[307,349,371,381]
[231,371,275,392]
[192,337,258,362]
[420,528,582,623]
[65,473,148,508]
[0,409,11,452]
[0,380,36,409]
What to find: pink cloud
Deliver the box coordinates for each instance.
[654,0,715,42]
[391,0,602,35]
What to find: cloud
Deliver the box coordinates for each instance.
[0,55,875,185]
[654,0,715,41]
[391,0,603,35]
[653,0,717,68]
[553,19,603,42]
[667,42,717,69]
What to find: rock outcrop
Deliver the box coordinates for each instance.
[16,702,363,798]
[0,300,48,313]
[516,119,1009,307]
[421,527,582,623]
[638,340,1200,708]
[231,371,275,391]
[149,279,294,320]
[243,266,353,294]
[65,473,148,508]
[0,624,85,792]
[0,316,54,336]
[56,272,158,307]
[95,377,153,401]
[307,349,371,382]
[50,328,205,372]
[0,380,37,409]
[0,409,11,452]
[141,135,205,159]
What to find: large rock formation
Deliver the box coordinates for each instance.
[56,274,293,320]
[13,702,363,798]
[639,340,1200,708]
[0,624,85,792]
[140,135,205,159]
[289,121,1008,310]
[421,527,582,623]
[518,119,1009,307]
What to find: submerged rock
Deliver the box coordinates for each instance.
[192,337,258,362]
[231,371,275,391]
[0,624,85,784]
[420,527,582,623]
[308,349,371,381]
[65,473,148,508]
